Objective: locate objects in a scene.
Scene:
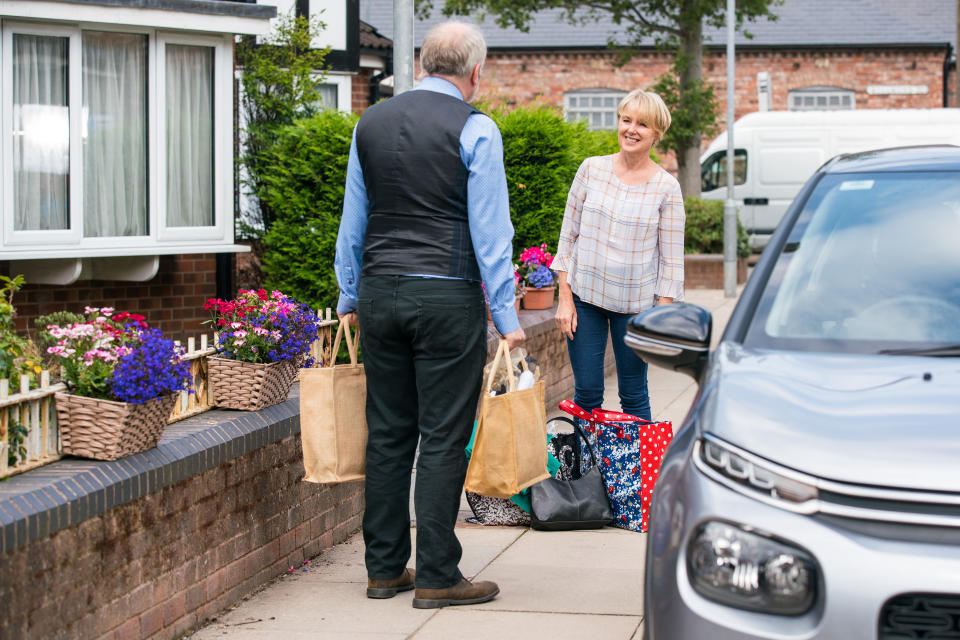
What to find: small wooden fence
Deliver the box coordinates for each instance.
[0,309,340,480]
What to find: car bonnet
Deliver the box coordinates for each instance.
[702,342,960,492]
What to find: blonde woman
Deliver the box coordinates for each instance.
[552,89,684,420]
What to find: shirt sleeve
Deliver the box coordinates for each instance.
[462,113,519,335]
[334,126,369,315]
[656,179,685,300]
[551,158,590,274]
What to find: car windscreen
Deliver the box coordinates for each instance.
[744,170,960,354]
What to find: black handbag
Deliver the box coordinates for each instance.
[530,417,613,531]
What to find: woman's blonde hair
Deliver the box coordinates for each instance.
[617,90,672,143]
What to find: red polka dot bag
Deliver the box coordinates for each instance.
[558,400,674,532]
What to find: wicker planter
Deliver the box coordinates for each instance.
[208,357,299,411]
[55,392,177,461]
[522,286,556,310]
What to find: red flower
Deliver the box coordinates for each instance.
[608,486,614,494]
[632,467,640,475]
[602,457,610,466]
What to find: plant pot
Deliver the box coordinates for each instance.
[208,356,300,411]
[55,392,177,461]
[522,286,557,310]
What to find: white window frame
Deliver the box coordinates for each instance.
[0,19,236,258]
[563,88,627,131]
[156,31,233,243]
[1,21,83,248]
[788,86,856,111]
[314,71,352,113]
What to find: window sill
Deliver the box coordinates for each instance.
[0,243,251,261]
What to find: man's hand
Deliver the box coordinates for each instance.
[338,311,358,328]
[502,326,526,350]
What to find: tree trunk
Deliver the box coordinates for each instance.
[676,14,704,198]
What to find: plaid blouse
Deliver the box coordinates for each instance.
[552,155,685,314]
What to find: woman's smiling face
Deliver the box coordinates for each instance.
[617,105,657,156]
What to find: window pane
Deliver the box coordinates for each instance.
[604,112,614,127]
[12,34,70,231]
[83,32,148,237]
[829,95,839,106]
[166,44,214,227]
[591,112,601,128]
[568,96,578,107]
[804,96,814,106]
[604,96,615,107]
[316,82,337,110]
[592,96,603,107]
[816,96,827,106]
[842,95,851,106]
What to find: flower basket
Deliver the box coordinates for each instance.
[55,392,177,461]
[522,286,557,310]
[208,356,300,411]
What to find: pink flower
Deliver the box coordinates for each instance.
[234,330,247,338]
[253,327,269,336]
[230,322,242,329]
[234,339,245,347]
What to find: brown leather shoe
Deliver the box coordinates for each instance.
[366,568,416,599]
[412,578,500,609]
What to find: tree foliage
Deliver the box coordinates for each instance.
[237,11,330,237]
[683,197,749,257]
[425,0,780,196]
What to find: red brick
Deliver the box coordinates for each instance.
[112,618,140,640]
[139,603,164,639]
[163,592,186,626]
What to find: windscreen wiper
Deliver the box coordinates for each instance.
[878,344,960,357]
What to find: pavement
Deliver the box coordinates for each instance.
[187,288,740,640]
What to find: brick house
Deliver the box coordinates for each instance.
[0,0,389,340]
[361,0,957,151]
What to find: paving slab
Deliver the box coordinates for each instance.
[412,610,642,640]
[472,528,646,616]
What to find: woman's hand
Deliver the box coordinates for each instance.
[555,271,577,340]
[656,297,674,306]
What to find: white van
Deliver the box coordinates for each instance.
[699,109,960,249]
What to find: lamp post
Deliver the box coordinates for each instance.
[393,0,414,94]
[723,0,738,298]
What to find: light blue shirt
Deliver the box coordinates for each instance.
[334,76,520,335]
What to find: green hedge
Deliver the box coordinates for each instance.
[684,197,751,258]
[258,110,359,311]
[255,104,619,310]
[489,105,619,257]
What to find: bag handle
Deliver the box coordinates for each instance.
[592,408,654,424]
[330,321,360,366]
[557,399,616,427]
[484,339,516,394]
[548,416,602,471]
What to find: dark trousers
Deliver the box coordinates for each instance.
[358,275,487,589]
[566,294,651,420]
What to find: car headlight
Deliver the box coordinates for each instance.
[688,521,818,615]
[698,437,819,507]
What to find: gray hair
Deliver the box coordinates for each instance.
[419,21,487,79]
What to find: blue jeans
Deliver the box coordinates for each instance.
[566,294,651,420]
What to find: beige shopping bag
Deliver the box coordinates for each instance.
[301,322,367,483]
[464,339,551,499]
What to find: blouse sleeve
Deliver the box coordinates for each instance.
[656,179,685,300]
[551,158,590,273]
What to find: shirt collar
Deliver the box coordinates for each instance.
[415,76,464,101]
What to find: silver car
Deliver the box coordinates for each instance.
[627,146,960,639]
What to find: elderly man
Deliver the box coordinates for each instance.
[334,20,524,609]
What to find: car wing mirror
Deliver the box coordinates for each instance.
[625,303,712,380]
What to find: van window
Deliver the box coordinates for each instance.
[701,149,746,192]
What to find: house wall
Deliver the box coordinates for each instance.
[477,46,948,126]
[5,254,219,341]
[352,69,375,112]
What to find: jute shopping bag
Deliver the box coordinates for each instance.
[301,322,367,483]
[464,340,551,499]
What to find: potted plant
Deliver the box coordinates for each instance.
[44,308,192,461]
[518,244,557,310]
[203,289,317,411]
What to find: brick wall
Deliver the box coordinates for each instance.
[6,253,220,341]
[352,70,374,113]
[0,434,363,640]
[476,46,948,124]
[684,255,748,290]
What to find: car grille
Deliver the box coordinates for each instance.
[879,593,960,639]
